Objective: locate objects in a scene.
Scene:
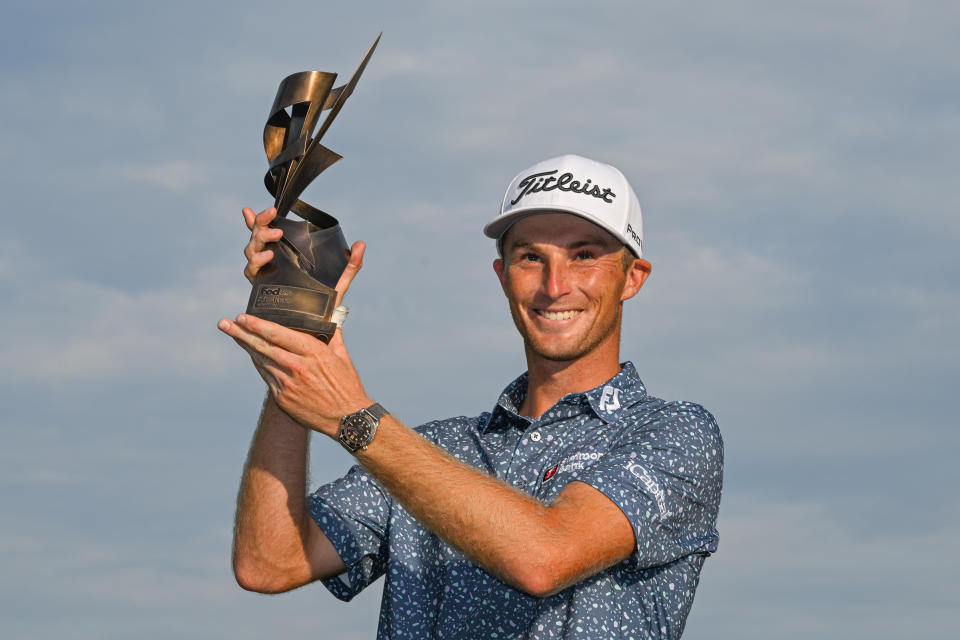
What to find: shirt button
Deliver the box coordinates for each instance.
[530,431,542,442]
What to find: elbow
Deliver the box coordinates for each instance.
[509,552,567,599]
[233,556,299,594]
[515,572,561,599]
[233,558,272,593]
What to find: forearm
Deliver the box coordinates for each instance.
[355,416,589,596]
[233,394,317,592]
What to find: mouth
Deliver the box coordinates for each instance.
[535,309,582,321]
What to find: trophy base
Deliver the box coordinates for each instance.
[247,283,339,342]
[245,220,348,343]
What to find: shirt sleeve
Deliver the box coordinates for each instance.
[575,401,724,571]
[308,463,393,601]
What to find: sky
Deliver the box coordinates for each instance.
[1,1,958,638]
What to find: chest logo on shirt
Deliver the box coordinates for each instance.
[599,385,621,411]
[542,451,606,482]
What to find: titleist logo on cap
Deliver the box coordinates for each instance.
[510,170,617,207]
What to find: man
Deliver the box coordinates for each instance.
[219,154,723,639]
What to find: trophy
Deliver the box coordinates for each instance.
[246,35,380,342]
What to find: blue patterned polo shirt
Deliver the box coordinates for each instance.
[309,362,723,639]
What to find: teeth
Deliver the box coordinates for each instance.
[539,310,580,320]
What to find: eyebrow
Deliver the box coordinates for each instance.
[508,236,615,252]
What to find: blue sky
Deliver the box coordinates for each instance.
[1,1,958,638]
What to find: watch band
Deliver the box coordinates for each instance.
[364,402,388,421]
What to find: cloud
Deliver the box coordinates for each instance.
[0,266,244,383]
[0,516,383,639]
[113,161,210,191]
[688,493,960,639]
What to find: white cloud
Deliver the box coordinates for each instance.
[688,494,960,639]
[0,266,245,383]
[113,160,210,191]
[0,517,383,638]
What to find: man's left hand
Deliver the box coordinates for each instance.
[218,313,372,437]
[218,238,372,437]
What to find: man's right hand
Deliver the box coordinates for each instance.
[242,206,284,283]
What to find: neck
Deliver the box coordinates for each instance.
[518,327,623,418]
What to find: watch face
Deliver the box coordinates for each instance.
[339,413,373,450]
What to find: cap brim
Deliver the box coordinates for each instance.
[484,203,637,253]
[484,209,538,240]
[488,200,620,234]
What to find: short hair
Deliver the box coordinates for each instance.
[620,246,637,272]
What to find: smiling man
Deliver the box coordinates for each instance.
[220,154,723,639]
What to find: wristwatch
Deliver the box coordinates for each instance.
[338,403,389,453]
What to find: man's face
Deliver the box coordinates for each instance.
[493,213,650,364]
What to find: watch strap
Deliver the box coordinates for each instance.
[364,402,388,422]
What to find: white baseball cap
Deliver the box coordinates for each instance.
[484,154,643,257]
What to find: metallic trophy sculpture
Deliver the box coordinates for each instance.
[245,35,380,342]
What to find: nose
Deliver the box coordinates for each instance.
[543,257,572,299]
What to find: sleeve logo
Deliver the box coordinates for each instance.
[624,461,669,517]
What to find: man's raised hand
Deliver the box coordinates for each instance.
[222,206,370,435]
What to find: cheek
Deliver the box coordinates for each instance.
[582,271,628,305]
[500,276,527,308]
[576,268,619,291]
[505,268,540,294]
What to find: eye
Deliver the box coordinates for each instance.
[574,250,596,260]
[521,252,542,263]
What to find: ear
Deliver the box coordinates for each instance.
[620,258,652,302]
[493,258,506,289]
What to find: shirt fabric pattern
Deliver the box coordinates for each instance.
[309,362,723,639]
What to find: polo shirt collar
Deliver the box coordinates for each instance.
[583,361,647,424]
[489,361,647,430]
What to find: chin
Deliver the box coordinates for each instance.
[524,332,601,363]
[519,312,625,365]
[532,349,587,363]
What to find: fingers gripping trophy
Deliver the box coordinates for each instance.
[246,35,380,342]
